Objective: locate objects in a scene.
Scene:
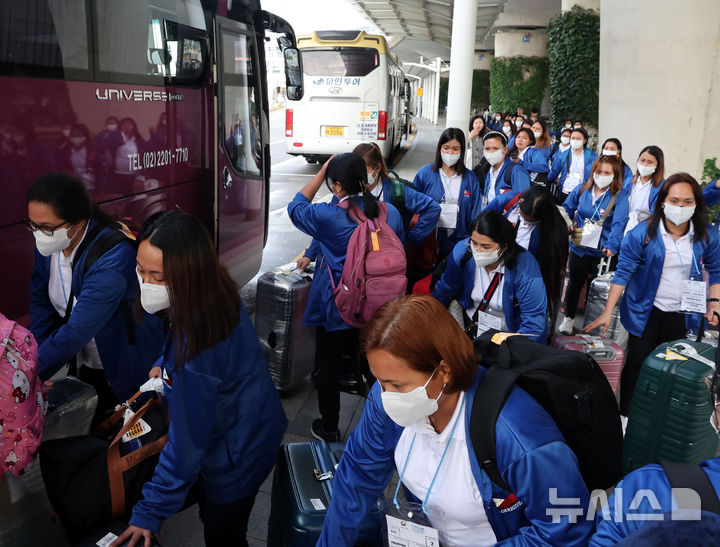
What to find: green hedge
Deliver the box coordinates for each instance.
[438,70,490,114]
[489,56,549,113]
[547,6,600,128]
[703,158,720,222]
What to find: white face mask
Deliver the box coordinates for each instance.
[574,125,582,129]
[494,116,501,121]
[106,124,118,132]
[637,162,656,177]
[366,170,376,187]
[594,173,614,189]
[663,203,695,226]
[532,131,542,139]
[380,368,444,427]
[441,152,461,167]
[564,124,572,129]
[61,129,71,138]
[470,245,502,267]
[70,137,85,147]
[560,136,570,146]
[502,126,512,135]
[602,149,617,156]
[515,120,523,128]
[137,273,171,314]
[570,138,584,150]
[33,227,71,257]
[484,149,505,166]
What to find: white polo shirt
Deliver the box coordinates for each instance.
[654,221,695,312]
[394,393,498,546]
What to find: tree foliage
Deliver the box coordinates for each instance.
[547,6,600,128]
[489,56,549,113]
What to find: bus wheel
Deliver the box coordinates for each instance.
[305,156,316,164]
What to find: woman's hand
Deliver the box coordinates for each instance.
[583,310,612,335]
[319,154,335,177]
[469,127,480,140]
[296,256,311,270]
[149,366,162,379]
[111,525,162,547]
[706,303,720,326]
[602,248,614,257]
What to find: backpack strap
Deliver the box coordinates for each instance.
[503,193,522,214]
[470,364,517,492]
[503,162,516,187]
[661,460,720,515]
[390,180,406,213]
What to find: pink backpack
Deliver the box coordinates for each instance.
[1,313,46,479]
[330,201,407,327]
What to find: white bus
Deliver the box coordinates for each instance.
[285,30,410,163]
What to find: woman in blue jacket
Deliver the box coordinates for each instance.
[585,173,720,415]
[117,211,287,547]
[288,153,405,442]
[703,179,720,206]
[318,294,592,546]
[558,156,628,336]
[412,127,482,260]
[431,210,548,343]
[479,131,532,211]
[528,119,552,185]
[26,173,164,413]
[615,145,666,236]
[599,138,633,184]
[549,128,597,203]
[508,128,548,186]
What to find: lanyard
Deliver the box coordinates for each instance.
[440,171,459,204]
[478,269,503,312]
[393,394,467,514]
[56,252,69,306]
[588,190,607,221]
[671,238,700,279]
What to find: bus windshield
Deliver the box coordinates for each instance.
[301,48,379,77]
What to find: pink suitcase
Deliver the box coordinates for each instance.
[552,335,624,394]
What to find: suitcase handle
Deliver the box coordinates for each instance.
[585,346,616,360]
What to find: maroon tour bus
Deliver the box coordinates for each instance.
[0,0,302,321]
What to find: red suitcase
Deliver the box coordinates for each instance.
[552,335,624,394]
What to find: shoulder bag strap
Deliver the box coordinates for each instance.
[466,272,504,332]
[597,193,618,226]
[661,460,720,515]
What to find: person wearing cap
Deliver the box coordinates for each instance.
[479,131,531,211]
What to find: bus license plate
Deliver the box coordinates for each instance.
[324,126,344,137]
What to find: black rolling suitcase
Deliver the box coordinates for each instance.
[267,440,382,546]
[255,269,316,392]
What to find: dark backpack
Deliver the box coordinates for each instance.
[661,460,720,515]
[387,169,413,215]
[469,331,624,493]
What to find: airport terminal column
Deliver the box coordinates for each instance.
[446,0,478,134]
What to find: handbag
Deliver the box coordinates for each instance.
[571,192,617,247]
[39,389,169,542]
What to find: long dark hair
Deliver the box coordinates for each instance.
[432,127,466,175]
[353,142,389,183]
[501,119,517,138]
[138,211,241,368]
[530,118,551,149]
[26,172,120,229]
[581,156,624,196]
[601,138,630,173]
[326,152,379,219]
[518,186,568,316]
[509,127,535,157]
[633,145,665,188]
[468,115,488,137]
[470,210,523,269]
[647,172,707,243]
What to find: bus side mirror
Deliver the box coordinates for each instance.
[284,47,303,101]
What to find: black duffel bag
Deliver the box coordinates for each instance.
[39,390,168,543]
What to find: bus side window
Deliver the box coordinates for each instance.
[0,0,89,77]
[219,29,261,176]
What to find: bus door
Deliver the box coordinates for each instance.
[214,16,266,285]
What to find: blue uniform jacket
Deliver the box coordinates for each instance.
[484,194,541,258]
[29,219,165,400]
[562,185,627,257]
[550,144,570,170]
[431,239,548,342]
[613,220,720,337]
[522,146,550,175]
[483,158,531,205]
[612,177,663,235]
[318,367,592,546]
[590,457,720,545]
[412,163,483,257]
[129,305,287,533]
[702,180,720,206]
[549,148,597,195]
[288,193,405,331]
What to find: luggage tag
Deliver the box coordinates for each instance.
[680,279,707,314]
[438,202,459,230]
[121,407,152,443]
[579,220,602,249]
[380,498,440,547]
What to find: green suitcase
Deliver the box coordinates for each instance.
[623,339,719,474]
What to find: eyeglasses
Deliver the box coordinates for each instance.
[23,218,68,236]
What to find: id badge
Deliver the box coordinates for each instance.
[476,311,504,337]
[564,173,583,194]
[381,499,440,547]
[580,221,602,249]
[438,202,459,230]
[681,279,707,314]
